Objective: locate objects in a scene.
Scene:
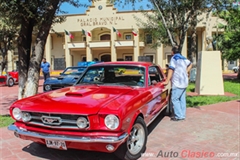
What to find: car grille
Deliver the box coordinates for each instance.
[25,112,89,130]
[0,78,5,82]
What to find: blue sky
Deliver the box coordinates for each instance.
[60,0,151,14]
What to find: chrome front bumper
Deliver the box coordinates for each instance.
[8,124,128,143]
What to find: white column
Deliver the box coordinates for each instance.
[7,50,13,71]
[86,34,92,61]
[45,35,52,69]
[65,34,72,67]
[133,29,139,62]
[202,28,206,51]
[156,43,163,67]
[111,29,116,62]
[181,33,187,58]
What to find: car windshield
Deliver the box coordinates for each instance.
[76,65,146,87]
[62,67,86,75]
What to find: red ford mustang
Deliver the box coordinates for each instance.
[8,62,172,160]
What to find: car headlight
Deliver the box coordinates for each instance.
[12,108,22,120]
[44,85,51,91]
[22,112,31,122]
[76,117,89,129]
[104,114,119,130]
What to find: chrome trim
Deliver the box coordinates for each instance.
[146,104,167,126]
[28,114,90,129]
[27,122,79,129]
[41,116,62,125]
[8,124,128,143]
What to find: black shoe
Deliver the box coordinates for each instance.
[171,117,185,121]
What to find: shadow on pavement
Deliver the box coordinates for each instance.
[147,112,166,135]
[22,143,120,160]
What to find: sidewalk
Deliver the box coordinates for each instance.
[0,79,44,116]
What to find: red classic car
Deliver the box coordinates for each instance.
[0,71,18,87]
[8,62,172,160]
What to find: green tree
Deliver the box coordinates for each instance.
[0,18,18,74]
[0,0,86,99]
[120,0,224,64]
[217,8,240,79]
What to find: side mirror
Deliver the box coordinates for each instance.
[60,73,63,75]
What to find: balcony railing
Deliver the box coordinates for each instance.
[89,41,111,48]
[67,42,86,49]
[115,40,134,47]
[63,40,145,49]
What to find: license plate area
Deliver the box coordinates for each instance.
[45,139,67,150]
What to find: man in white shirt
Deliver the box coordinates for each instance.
[164,46,192,121]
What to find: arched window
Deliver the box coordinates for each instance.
[100,34,111,40]
[100,54,111,62]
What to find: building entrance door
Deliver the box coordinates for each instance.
[101,55,111,62]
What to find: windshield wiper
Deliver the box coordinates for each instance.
[75,82,100,87]
[102,83,134,88]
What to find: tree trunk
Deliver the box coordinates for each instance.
[23,39,45,97]
[1,54,7,73]
[190,31,197,66]
[17,18,34,99]
[0,43,8,73]
[23,0,60,98]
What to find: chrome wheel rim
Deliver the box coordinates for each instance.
[127,123,145,155]
[44,85,51,91]
[8,79,14,86]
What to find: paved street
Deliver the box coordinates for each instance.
[0,74,239,160]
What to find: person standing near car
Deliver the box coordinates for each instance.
[41,58,51,81]
[163,46,192,121]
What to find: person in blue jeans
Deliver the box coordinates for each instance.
[41,58,51,81]
[163,46,192,121]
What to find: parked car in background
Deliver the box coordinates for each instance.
[232,66,239,73]
[0,71,18,87]
[43,61,102,92]
[43,66,87,92]
[8,61,171,160]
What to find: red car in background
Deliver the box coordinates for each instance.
[0,71,18,87]
[8,62,172,160]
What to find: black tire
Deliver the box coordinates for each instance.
[164,89,174,116]
[233,69,238,73]
[115,117,148,160]
[7,78,14,87]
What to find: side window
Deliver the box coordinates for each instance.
[148,66,164,84]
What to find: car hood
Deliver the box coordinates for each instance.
[44,75,80,85]
[15,85,134,115]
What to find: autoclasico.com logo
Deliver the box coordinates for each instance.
[141,150,239,159]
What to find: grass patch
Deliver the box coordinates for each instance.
[0,115,14,128]
[187,79,240,107]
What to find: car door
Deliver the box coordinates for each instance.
[145,66,168,122]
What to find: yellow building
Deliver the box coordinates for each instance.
[2,0,237,72]
[44,0,219,70]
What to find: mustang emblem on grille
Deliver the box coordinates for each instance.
[41,116,62,125]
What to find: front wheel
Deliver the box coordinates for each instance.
[115,117,148,160]
[7,78,14,87]
[233,69,238,73]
